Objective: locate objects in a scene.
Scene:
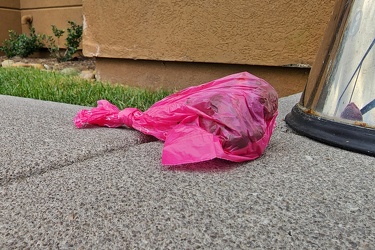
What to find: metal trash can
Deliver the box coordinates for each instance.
[285,0,375,156]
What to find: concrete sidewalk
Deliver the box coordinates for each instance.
[0,94,374,249]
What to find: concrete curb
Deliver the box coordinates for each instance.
[1,94,374,249]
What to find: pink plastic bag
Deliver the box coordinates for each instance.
[74,72,278,165]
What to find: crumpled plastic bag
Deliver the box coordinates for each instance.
[74,72,278,165]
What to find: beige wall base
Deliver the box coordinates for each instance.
[96,58,309,97]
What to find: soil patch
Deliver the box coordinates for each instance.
[0,55,95,72]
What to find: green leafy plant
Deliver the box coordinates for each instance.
[46,21,83,62]
[0,25,44,58]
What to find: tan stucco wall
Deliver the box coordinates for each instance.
[20,8,82,46]
[84,0,335,95]
[83,0,336,67]
[19,0,81,9]
[0,9,21,45]
[0,0,82,48]
[0,0,20,9]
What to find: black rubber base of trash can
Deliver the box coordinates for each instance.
[285,104,375,157]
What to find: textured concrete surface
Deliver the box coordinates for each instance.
[1,94,374,249]
[0,95,151,185]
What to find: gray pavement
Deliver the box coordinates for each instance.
[0,93,374,249]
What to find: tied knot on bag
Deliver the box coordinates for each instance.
[73,109,92,128]
[73,100,142,128]
[119,108,141,128]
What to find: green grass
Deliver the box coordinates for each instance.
[0,67,172,111]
